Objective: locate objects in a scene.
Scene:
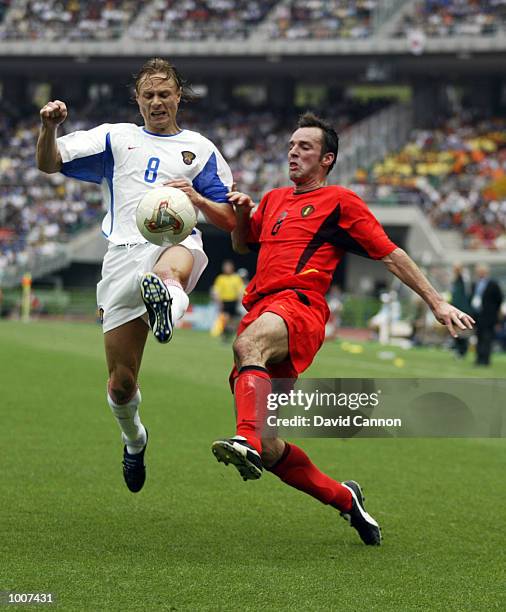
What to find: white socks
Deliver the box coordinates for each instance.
[108,388,147,454]
[163,279,189,321]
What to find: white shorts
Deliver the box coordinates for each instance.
[97,231,208,333]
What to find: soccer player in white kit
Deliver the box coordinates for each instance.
[36,58,235,493]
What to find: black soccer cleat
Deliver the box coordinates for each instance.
[140,273,174,343]
[211,436,263,481]
[122,430,148,493]
[340,480,382,545]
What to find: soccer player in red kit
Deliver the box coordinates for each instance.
[211,113,474,545]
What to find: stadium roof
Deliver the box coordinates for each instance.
[0,41,504,80]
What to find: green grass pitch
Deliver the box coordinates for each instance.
[1,320,505,611]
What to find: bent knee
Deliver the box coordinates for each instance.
[153,246,194,286]
[233,333,258,364]
[108,368,137,404]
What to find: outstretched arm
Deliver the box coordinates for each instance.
[227,191,255,254]
[382,247,475,338]
[36,100,67,173]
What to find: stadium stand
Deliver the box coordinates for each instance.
[352,115,506,249]
[0,118,103,273]
[0,0,406,43]
[0,0,502,52]
[130,0,279,41]
[263,0,378,40]
[0,0,142,40]
[396,0,506,38]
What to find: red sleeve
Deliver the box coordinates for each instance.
[337,189,397,259]
[246,192,269,246]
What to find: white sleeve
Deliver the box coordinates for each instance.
[57,124,113,184]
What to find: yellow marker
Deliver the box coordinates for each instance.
[393,358,405,368]
[349,345,364,354]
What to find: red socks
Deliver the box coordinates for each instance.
[268,443,352,512]
[234,366,271,454]
[233,367,351,512]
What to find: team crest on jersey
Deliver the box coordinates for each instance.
[181,151,196,165]
[301,205,315,218]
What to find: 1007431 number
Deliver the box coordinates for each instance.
[0,592,55,605]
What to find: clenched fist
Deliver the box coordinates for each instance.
[40,100,68,128]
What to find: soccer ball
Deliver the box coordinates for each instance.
[136,186,197,246]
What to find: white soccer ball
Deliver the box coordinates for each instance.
[136,186,197,246]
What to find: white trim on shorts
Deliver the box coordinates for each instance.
[97,230,208,333]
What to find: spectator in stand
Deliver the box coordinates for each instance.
[266,0,377,40]
[396,0,506,38]
[353,116,506,250]
[131,0,278,41]
[0,0,141,40]
[0,119,104,274]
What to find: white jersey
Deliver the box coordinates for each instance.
[57,123,233,245]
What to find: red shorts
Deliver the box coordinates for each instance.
[229,289,329,389]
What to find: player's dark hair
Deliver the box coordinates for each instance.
[297,112,339,174]
[133,57,197,102]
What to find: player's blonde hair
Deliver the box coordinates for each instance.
[133,58,196,101]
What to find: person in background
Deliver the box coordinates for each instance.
[471,264,503,366]
[450,264,472,358]
[325,284,343,340]
[212,260,245,341]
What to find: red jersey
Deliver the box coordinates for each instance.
[243,185,397,310]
